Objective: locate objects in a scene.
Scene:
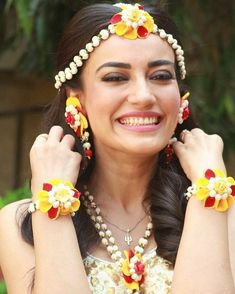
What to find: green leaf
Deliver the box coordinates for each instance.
[224,94,235,123]
[0,183,31,209]
[15,0,33,38]
[0,280,7,294]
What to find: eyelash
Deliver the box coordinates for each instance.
[102,72,174,82]
[102,76,127,82]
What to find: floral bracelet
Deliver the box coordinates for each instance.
[185,169,235,212]
[28,179,81,219]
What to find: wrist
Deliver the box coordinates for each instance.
[29,178,81,220]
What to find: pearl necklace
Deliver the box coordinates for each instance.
[82,186,153,293]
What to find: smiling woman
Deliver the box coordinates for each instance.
[0,2,234,294]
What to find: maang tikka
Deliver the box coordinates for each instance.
[65,96,92,159]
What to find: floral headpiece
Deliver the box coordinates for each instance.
[55,3,186,89]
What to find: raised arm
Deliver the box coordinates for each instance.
[0,126,91,294]
[228,200,235,286]
[171,128,235,293]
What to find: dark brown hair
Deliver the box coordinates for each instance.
[20,2,197,271]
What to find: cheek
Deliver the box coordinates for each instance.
[159,93,181,118]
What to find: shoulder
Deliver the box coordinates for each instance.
[0,199,31,231]
[0,199,35,293]
[0,198,30,218]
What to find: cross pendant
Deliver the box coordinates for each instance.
[124,229,133,246]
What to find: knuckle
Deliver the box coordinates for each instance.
[211,134,223,144]
[50,125,64,134]
[191,128,204,135]
[64,134,76,142]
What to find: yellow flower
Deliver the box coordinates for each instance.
[37,179,81,219]
[65,96,88,136]
[121,249,145,290]
[111,4,154,40]
[195,169,235,212]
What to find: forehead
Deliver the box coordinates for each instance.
[83,34,175,71]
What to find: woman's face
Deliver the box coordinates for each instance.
[79,34,181,157]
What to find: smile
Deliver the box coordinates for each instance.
[119,117,159,126]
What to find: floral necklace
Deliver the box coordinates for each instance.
[82,186,153,293]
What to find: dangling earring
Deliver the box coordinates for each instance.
[178,92,190,124]
[164,137,177,164]
[65,96,92,159]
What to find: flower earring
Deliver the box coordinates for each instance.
[164,137,177,164]
[178,92,190,124]
[65,96,92,159]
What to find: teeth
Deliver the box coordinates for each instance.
[120,117,159,126]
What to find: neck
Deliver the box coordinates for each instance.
[88,145,158,213]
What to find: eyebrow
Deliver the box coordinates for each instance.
[96,59,174,72]
[96,62,131,72]
[148,60,174,68]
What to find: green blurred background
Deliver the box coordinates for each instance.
[0,0,235,292]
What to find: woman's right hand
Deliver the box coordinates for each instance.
[30,125,82,198]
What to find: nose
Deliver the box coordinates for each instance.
[127,78,156,109]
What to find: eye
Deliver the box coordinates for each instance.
[150,71,175,81]
[101,74,128,82]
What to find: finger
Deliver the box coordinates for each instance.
[47,126,64,144]
[61,134,76,149]
[172,140,185,156]
[33,133,49,147]
[180,129,191,142]
[190,128,205,136]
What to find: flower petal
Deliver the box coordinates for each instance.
[228,177,235,185]
[39,200,52,213]
[48,207,60,219]
[216,199,228,212]
[71,199,80,212]
[73,190,81,199]
[66,97,80,107]
[143,13,154,32]
[196,188,209,200]
[37,190,49,202]
[227,195,234,207]
[64,181,74,189]
[115,22,128,36]
[50,178,62,186]
[124,28,138,39]
[121,259,130,276]
[137,26,148,38]
[123,273,133,283]
[196,178,209,187]
[80,113,88,130]
[205,169,215,179]
[43,183,52,191]
[60,207,70,215]
[204,196,216,208]
[125,280,139,290]
[214,169,225,178]
[231,185,235,196]
[111,13,122,24]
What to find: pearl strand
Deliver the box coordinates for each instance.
[82,187,153,267]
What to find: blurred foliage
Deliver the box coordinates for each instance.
[0,0,235,151]
[0,281,6,294]
[0,182,31,208]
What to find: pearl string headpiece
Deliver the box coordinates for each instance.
[54,3,186,89]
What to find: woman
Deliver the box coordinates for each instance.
[0,2,234,293]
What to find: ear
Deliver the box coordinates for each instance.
[65,87,87,114]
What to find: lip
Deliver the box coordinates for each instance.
[117,111,162,132]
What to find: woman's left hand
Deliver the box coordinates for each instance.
[173,128,226,183]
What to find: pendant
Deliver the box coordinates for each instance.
[124,229,133,246]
